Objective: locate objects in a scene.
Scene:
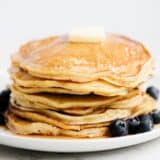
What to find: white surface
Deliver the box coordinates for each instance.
[0,140,160,160]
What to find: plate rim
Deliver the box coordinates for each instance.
[0,126,160,152]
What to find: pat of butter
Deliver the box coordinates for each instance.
[69,27,106,43]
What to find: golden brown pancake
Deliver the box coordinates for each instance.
[6,31,156,138]
[8,106,111,130]
[11,34,152,87]
[8,94,156,125]
[10,86,141,109]
[10,67,128,96]
[6,112,109,138]
[5,94,155,138]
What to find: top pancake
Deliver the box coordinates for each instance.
[12,33,153,87]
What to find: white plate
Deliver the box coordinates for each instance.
[0,126,160,152]
[0,73,160,152]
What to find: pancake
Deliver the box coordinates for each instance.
[6,31,156,138]
[8,106,111,130]
[11,90,143,116]
[5,94,155,137]
[10,68,128,96]
[9,105,131,125]
[10,86,141,110]
[14,85,86,95]
[9,94,156,125]
[11,34,152,87]
[16,95,154,125]
[6,112,109,138]
[11,98,107,116]
[108,93,143,109]
[132,95,157,116]
[61,107,105,115]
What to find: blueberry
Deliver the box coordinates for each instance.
[0,114,5,125]
[150,109,160,124]
[146,86,159,100]
[138,114,153,133]
[0,89,10,112]
[110,119,128,137]
[139,114,153,121]
[127,117,140,134]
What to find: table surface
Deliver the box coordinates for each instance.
[0,137,159,160]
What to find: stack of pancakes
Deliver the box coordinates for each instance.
[6,34,156,138]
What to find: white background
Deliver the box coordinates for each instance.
[0,0,160,72]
